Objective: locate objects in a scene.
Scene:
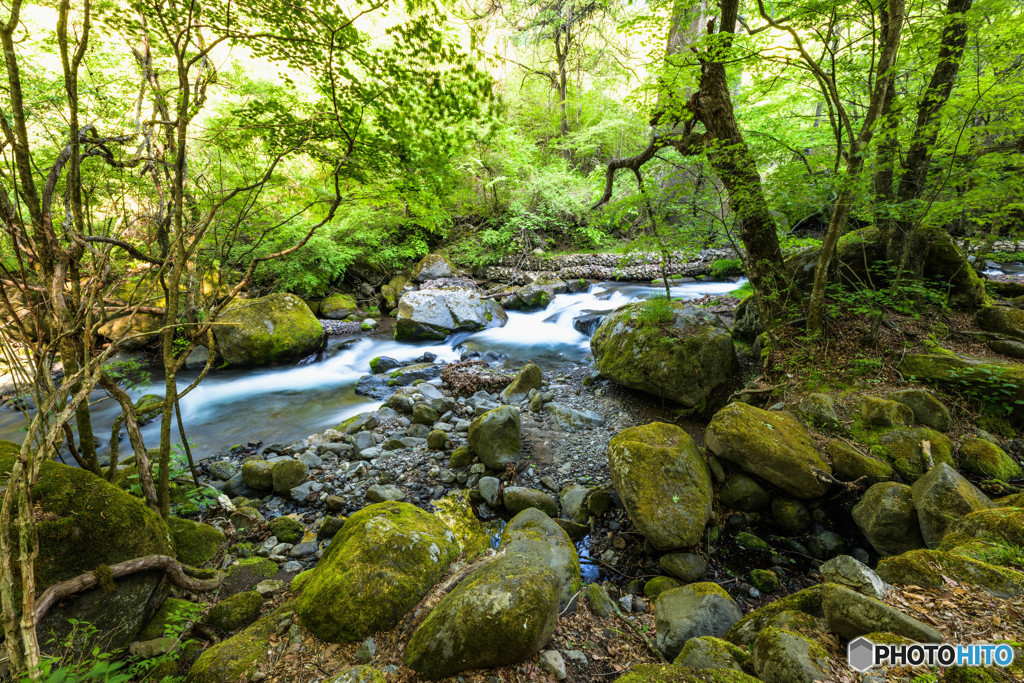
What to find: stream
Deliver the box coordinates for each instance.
[0,279,744,459]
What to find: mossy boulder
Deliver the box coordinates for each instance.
[268,516,304,544]
[724,585,824,646]
[0,443,173,650]
[331,666,389,683]
[584,583,615,617]
[205,590,263,633]
[395,288,507,341]
[293,502,459,642]
[752,627,831,683]
[590,301,737,408]
[872,427,954,481]
[502,486,558,517]
[402,552,561,679]
[956,507,1024,546]
[860,395,914,427]
[615,664,762,682]
[976,305,1024,340]
[607,422,712,550]
[876,549,1024,597]
[898,353,1024,419]
[852,481,926,556]
[655,583,743,661]
[500,362,543,403]
[821,582,941,642]
[960,438,1022,481]
[912,463,993,547]
[797,393,838,427]
[138,597,204,641]
[468,405,521,469]
[410,253,454,282]
[645,576,682,598]
[674,635,750,670]
[97,312,163,350]
[890,389,952,432]
[186,603,291,682]
[827,441,893,482]
[705,403,830,499]
[213,293,324,367]
[272,458,308,495]
[222,557,279,595]
[499,507,581,609]
[319,293,358,320]
[241,459,274,490]
[169,517,225,567]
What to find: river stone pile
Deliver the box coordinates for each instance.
[483,247,740,283]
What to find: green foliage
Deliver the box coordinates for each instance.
[709,258,743,277]
[636,296,674,326]
[826,262,947,321]
[939,364,1024,417]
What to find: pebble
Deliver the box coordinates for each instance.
[537,650,566,680]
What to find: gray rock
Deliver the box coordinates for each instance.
[542,402,605,431]
[366,484,406,503]
[798,393,838,426]
[355,637,376,663]
[290,541,318,558]
[807,531,845,560]
[852,482,927,556]
[468,405,522,469]
[478,476,501,507]
[559,484,592,524]
[352,431,375,452]
[282,560,303,573]
[290,480,322,504]
[820,555,890,600]
[395,288,507,341]
[208,461,237,481]
[298,451,323,469]
[659,553,707,583]
[500,363,543,404]
[911,463,992,547]
[821,583,943,642]
[537,650,566,680]
[499,508,581,610]
[890,389,952,432]
[654,583,742,661]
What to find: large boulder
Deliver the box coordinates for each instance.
[654,583,742,661]
[187,604,290,682]
[871,427,954,481]
[877,549,1024,598]
[515,278,566,309]
[852,482,926,556]
[911,463,993,547]
[467,405,522,469]
[590,301,737,408]
[752,627,831,683]
[976,305,1024,340]
[705,403,831,499]
[319,293,358,319]
[889,389,952,432]
[607,422,713,550]
[821,583,942,642]
[410,253,454,282]
[403,508,578,678]
[960,438,1022,481]
[213,293,323,367]
[395,288,507,341]
[0,441,173,651]
[292,502,459,642]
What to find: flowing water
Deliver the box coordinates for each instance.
[0,279,744,459]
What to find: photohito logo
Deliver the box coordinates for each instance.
[848,637,1016,672]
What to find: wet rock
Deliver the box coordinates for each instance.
[608,422,712,551]
[468,405,522,469]
[214,293,324,367]
[290,481,322,504]
[590,301,737,408]
[852,482,926,556]
[395,288,507,341]
[369,356,401,374]
[706,402,830,499]
[654,583,742,661]
[478,476,500,507]
[500,363,543,404]
[911,462,992,547]
[890,389,952,432]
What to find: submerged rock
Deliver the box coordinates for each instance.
[213,293,323,367]
[705,403,830,499]
[607,422,712,550]
[590,301,737,408]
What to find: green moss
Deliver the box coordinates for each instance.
[614,664,761,682]
[293,501,459,643]
[876,549,1024,597]
[961,438,1023,481]
[584,583,615,617]
[268,516,304,544]
[222,557,279,594]
[213,293,323,367]
[645,576,681,598]
[369,357,381,373]
[736,532,768,551]
[139,598,204,641]
[205,591,263,633]
[725,585,824,646]
[186,603,292,682]
[956,507,1024,546]
[169,517,225,567]
[751,569,779,592]
[871,427,954,481]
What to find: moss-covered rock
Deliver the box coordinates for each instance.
[750,569,779,593]
[499,507,581,609]
[725,585,824,646]
[410,253,454,282]
[860,396,914,427]
[241,459,274,490]
[449,444,473,467]
[138,597,204,641]
[213,293,323,367]
[502,486,558,517]
[395,288,507,340]
[797,393,838,427]
[912,463,993,547]
[872,427,954,481]
[821,582,941,642]
[590,301,737,408]
[500,362,543,403]
[272,458,308,495]
[205,590,263,633]
[330,665,389,683]
[169,517,224,567]
[890,389,952,432]
[961,438,1023,481]
[771,498,810,535]
[268,515,304,544]
[608,422,712,550]
[0,442,173,650]
[827,440,893,482]
[876,549,1024,597]
[98,312,163,350]
[645,575,682,598]
[320,293,358,320]
[674,636,750,671]
[468,405,521,469]
[705,403,830,499]
[229,506,265,534]
[719,472,771,512]
[293,502,459,642]
[584,583,615,617]
[752,627,831,683]
[186,604,291,682]
[655,583,743,661]
[516,279,566,309]
[976,305,1024,340]
[956,507,1024,546]
[852,481,926,556]
[222,557,280,595]
[403,552,561,678]
[898,353,1024,417]
[614,664,762,682]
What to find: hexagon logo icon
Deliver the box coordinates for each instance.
[848,637,876,672]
